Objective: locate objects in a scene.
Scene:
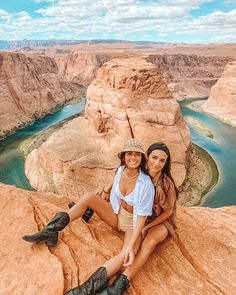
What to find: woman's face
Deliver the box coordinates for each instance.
[124,151,142,169]
[147,150,168,174]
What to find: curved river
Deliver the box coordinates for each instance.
[180,99,236,208]
[0,98,235,208]
[0,100,85,190]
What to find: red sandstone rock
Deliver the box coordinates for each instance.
[0,51,84,138]
[202,61,236,127]
[55,52,117,86]
[25,57,190,194]
[54,47,232,100]
[0,183,235,295]
[146,54,232,100]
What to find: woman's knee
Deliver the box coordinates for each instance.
[78,192,97,204]
[142,238,158,253]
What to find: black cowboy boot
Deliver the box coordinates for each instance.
[66,267,108,295]
[22,212,70,246]
[107,274,129,295]
[68,202,94,223]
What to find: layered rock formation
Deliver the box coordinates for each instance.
[1,183,236,295]
[0,51,84,138]
[55,52,117,86]
[54,49,232,100]
[202,61,236,127]
[25,57,190,195]
[146,54,232,100]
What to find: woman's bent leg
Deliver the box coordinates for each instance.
[23,192,118,245]
[123,224,168,280]
[69,192,118,229]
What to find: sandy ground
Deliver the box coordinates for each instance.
[178,143,219,206]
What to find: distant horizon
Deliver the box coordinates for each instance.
[0,38,236,46]
[0,0,235,44]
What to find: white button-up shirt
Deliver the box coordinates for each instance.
[110,166,155,227]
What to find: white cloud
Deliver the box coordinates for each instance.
[0,0,235,43]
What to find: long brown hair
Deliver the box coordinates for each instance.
[146,142,178,198]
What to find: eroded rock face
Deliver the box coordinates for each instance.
[1,183,235,295]
[25,57,190,194]
[85,57,190,185]
[55,52,116,86]
[0,51,84,138]
[202,61,236,127]
[55,50,232,100]
[146,54,232,100]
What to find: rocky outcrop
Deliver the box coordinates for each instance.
[54,50,232,100]
[25,57,190,194]
[146,54,233,100]
[202,61,236,127]
[1,183,236,295]
[55,52,118,86]
[0,51,84,138]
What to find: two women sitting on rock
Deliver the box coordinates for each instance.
[23,138,177,295]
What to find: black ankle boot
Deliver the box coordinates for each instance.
[107,274,129,295]
[82,208,94,223]
[68,202,94,223]
[22,212,70,246]
[65,267,108,295]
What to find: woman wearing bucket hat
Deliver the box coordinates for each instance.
[22,138,155,295]
[107,142,178,295]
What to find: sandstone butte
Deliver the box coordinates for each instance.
[202,61,236,127]
[55,50,232,100]
[0,51,84,138]
[25,57,190,195]
[1,183,236,295]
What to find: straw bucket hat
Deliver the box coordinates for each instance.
[118,138,145,158]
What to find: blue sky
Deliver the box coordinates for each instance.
[0,0,235,43]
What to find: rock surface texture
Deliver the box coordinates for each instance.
[55,52,117,86]
[0,183,236,295]
[202,61,236,127]
[0,51,83,138]
[55,49,232,100]
[146,54,232,100]
[25,57,190,195]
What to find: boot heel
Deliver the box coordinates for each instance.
[46,233,58,246]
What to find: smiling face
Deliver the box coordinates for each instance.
[147,150,168,175]
[124,151,142,169]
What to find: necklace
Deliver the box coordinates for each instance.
[123,169,139,181]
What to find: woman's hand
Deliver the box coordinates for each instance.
[141,226,148,238]
[123,246,135,267]
[96,187,110,201]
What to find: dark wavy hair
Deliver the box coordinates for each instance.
[146,142,178,198]
[119,152,147,174]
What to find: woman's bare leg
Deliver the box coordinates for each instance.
[123,224,168,280]
[68,192,118,229]
[102,229,142,278]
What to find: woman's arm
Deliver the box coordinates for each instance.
[123,215,146,267]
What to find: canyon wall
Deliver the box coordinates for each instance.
[25,57,190,195]
[55,52,118,86]
[55,50,232,100]
[0,51,84,138]
[146,54,232,100]
[202,61,236,127]
[1,183,236,294]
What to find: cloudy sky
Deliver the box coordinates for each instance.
[0,0,235,43]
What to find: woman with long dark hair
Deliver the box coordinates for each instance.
[22,138,155,295]
[107,142,178,295]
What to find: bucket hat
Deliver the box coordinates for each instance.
[118,138,144,158]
